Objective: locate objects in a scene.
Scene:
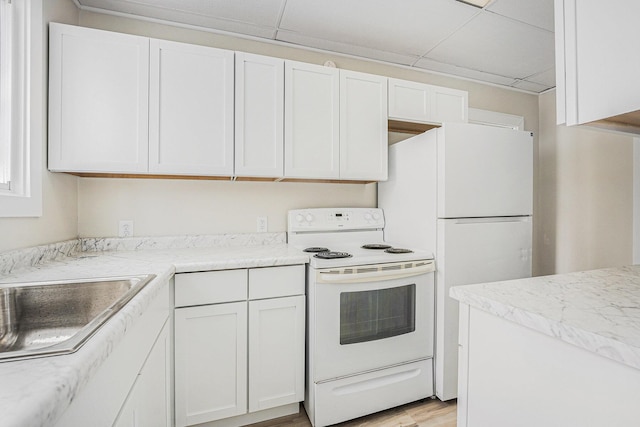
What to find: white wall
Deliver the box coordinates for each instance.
[78,179,375,237]
[75,10,540,239]
[537,91,633,274]
[0,0,79,252]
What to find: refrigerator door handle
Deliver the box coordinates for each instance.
[452,216,531,225]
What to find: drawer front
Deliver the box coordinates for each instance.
[249,265,305,300]
[175,270,247,307]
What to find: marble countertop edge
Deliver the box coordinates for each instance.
[451,285,640,371]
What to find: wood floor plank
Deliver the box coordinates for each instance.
[247,399,457,427]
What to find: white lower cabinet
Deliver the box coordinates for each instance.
[114,319,173,427]
[457,303,640,427]
[55,279,171,427]
[174,265,305,427]
[175,302,248,426]
[248,296,305,412]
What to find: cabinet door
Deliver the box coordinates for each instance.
[149,39,234,176]
[284,61,340,179]
[432,86,468,124]
[388,78,468,125]
[114,319,172,427]
[48,23,149,173]
[339,70,388,181]
[248,295,305,413]
[557,0,640,126]
[388,78,431,123]
[175,302,248,426]
[235,53,284,178]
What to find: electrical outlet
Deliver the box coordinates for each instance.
[257,216,268,233]
[118,220,134,238]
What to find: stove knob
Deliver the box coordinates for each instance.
[364,212,372,220]
[372,212,381,220]
[305,214,314,222]
[295,214,304,223]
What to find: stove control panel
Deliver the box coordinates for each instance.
[288,208,385,232]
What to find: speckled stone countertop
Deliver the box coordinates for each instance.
[0,233,309,427]
[450,265,640,371]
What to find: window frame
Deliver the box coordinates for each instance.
[0,0,43,217]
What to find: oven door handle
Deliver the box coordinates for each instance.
[317,264,434,284]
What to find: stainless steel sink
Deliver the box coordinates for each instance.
[0,274,156,362]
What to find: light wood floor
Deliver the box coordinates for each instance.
[250,398,457,427]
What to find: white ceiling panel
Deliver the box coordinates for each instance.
[511,79,549,92]
[74,0,557,93]
[425,11,555,80]
[525,67,556,87]
[79,0,286,27]
[487,0,555,32]
[279,0,479,56]
[413,57,518,86]
[276,30,419,66]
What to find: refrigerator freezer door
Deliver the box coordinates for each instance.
[437,123,533,218]
[435,216,532,401]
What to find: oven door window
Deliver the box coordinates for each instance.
[340,284,416,345]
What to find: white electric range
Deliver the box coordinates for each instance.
[288,208,435,427]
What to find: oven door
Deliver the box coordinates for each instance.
[311,260,435,382]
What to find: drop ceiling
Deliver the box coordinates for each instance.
[73,0,555,93]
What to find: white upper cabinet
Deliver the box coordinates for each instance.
[149,40,234,176]
[432,85,469,124]
[48,23,149,173]
[339,70,388,181]
[555,0,640,132]
[388,78,468,125]
[235,53,284,178]
[284,61,340,179]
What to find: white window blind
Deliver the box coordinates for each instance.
[0,0,43,217]
[0,0,11,191]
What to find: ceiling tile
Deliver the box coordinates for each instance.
[425,10,555,80]
[414,57,518,86]
[487,0,555,32]
[511,79,550,93]
[279,0,479,56]
[79,0,286,27]
[276,30,419,66]
[77,0,556,93]
[525,67,555,87]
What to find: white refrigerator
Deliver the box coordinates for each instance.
[378,122,533,401]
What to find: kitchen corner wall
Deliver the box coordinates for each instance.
[537,91,633,275]
[76,10,540,241]
[0,0,79,253]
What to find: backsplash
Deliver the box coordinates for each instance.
[0,240,81,276]
[80,232,286,252]
[0,232,287,277]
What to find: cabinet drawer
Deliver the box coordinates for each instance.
[175,270,247,307]
[249,265,305,300]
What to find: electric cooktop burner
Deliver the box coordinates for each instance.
[314,251,353,259]
[361,244,392,250]
[385,248,414,254]
[304,247,330,253]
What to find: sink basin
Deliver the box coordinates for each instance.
[0,274,156,362]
